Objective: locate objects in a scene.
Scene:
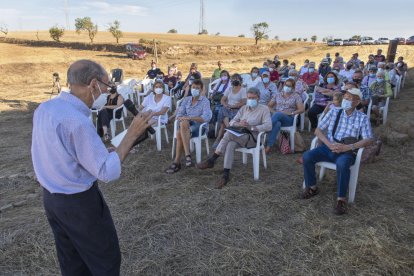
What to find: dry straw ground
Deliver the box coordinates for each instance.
[0,32,413,275]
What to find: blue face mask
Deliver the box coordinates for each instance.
[252,73,258,78]
[191,89,200,97]
[246,99,258,108]
[327,77,335,84]
[262,77,270,84]
[376,78,384,83]
[283,86,293,93]
[308,68,315,73]
[341,99,353,110]
[369,73,376,77]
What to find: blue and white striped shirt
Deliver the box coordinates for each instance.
[31,92,121,194]
[318,108,373,143]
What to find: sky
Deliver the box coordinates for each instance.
[0,0,413,40]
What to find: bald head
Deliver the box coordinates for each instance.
[67,59,107,86]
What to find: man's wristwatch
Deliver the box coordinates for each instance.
[351,144,355,151]
[251,126,255,131]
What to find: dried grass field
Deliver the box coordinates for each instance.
[0,34,413,275]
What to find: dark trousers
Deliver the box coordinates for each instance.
[303,144,356,198]
[308,104,325,129]
[43,183,121,276]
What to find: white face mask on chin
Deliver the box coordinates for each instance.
[91,84,108,109]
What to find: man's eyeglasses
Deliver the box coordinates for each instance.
[97,79,115,93]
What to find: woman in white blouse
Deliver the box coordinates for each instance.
[212,73,247,148]
[140,80,171,126]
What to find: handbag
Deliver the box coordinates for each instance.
[278,132,291,154]
[332,109,360,154]
[294,132,306,152]
[225,126,257,148]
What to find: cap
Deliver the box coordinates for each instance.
[346,88,362,99]
[261,70,270,76]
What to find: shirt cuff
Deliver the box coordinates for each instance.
[100,151,121,183]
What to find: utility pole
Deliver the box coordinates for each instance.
[64,0,70,30]
[199,0,205,34]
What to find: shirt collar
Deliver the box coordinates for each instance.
[60,92,91,117]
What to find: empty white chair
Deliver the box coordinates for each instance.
[401,71,407,88]
[110,105,126,138]
[171,121,210,163]
[393,75,401,99]
[235,132,267,180]
[280,114,298,153]
[303,137,364,203]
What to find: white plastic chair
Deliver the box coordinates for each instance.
[235,132,267,180]
[280,114,298,153]
[300,93,310,131]
[208,78,221,98]
[401,71,407,89]
[303,137,364,203]
[366,97,390,125]
[393,75,401,99]
[110,105,126,138]
[151,115,169,151]
[171,121,210,163]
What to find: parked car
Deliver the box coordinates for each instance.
[377,37,390,44]
[126,43,147,60]
[333,39,343,46]
[348,38,360,46]
[406,36,414,45]
[361,36,375,45]
[343,39,350,46]
[327,39,335,46]
[394,37,406,44]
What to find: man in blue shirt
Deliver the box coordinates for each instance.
[32,59,152,275]
[301,88,373,215]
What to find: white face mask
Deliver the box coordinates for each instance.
[154,87,163,94]
[91,84,108,109]
[341,99,353,111]
[191,88,200,97]
[246,99,258,108]
[283,86,293,93]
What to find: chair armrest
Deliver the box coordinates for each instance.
[199,122,208,137]
[113,104,124,118]
[310,137,319,149]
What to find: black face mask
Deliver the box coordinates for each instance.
[346,65,353,70]
[109,86,117,94]
[352,78,362,84]
[385,66,390,70]
[232,80,241,86]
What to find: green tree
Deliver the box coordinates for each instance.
[49,25,65,42]
[303,38,308,42]
[0,23,8,36]
[75,17,98,43]
[167,29,177,33]
[311,35,317,43]
[298,38,302,41]
[238,34,245,38]
[322,37,327,42]
[107,20,123,44]
[251,22,269,45]
[292,38,297,41]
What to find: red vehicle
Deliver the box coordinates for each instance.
[126,43,147,60]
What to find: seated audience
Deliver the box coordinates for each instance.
[332,56,345,70]
[308,72,340,129]
[339,62,355,83]
[165,79,212,173]
[289,69,308,102]
[302,62,319,92]
[299,59,310,76]
[349,53,361,69]
[140,80,171,126]
[210,70,232,125]
[364,54,377,72]
[197,87,272,188]
[96,85,124,141]
[146,60,162,79]
[302,88,373,215]
[369,71,392,125]
[318,58,332,78]
[265,78,305,153]
[269,63,280,83]
[212,74,247,148]
[164,67,178,90]
[245,67,262,89]
[255,70,278,105]
[278,59,290,78]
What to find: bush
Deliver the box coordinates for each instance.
[49,25,65,42]
[238,34,245,38]
[167,29,178,33]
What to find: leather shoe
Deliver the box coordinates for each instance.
[334,200,347,215]
[196,160,214,170]
[215,176,228,189]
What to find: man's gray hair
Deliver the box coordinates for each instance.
[247,87,260,98]
[67,59,107,86]
[288,69,298,75]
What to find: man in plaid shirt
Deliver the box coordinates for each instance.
[301,88,373,215]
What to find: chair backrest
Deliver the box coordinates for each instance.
[303,92,310,105]
[208,78,221,96]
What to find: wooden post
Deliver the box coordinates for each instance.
[153,39,158,64]
[386,40,398,63]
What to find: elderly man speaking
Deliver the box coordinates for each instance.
[31,60,152,275]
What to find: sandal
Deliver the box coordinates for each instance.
[104,133,110,142]
[165,163,181,174]
[301,187,319,199]
[185,155,193,167]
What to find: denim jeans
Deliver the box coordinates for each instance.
[267,112,294,147]
[303,143,356,198]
